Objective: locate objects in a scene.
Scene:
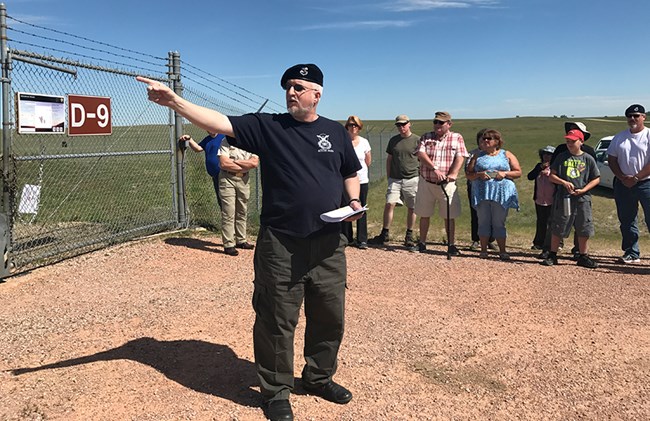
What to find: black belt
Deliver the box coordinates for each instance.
[424,179,445,185]
[224,171,247,177]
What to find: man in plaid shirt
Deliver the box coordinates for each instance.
[410,111,469,255]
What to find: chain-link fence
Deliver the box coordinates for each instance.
[0,6,287,277]
[4,51,178,275]
[361,127,398,182]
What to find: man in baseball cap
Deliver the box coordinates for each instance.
[368,114,421,247]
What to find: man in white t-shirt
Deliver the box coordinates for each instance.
[606,104,650,263]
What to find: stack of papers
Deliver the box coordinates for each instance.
[320,205,368,223]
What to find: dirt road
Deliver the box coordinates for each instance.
[1,233,648,420]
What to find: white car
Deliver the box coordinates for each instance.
[595,150,615,189]
[595,135,613,153]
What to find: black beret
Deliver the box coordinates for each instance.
[625,104,646,116]
[280,63,323,88]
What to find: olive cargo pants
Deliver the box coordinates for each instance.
[252,226,347,401]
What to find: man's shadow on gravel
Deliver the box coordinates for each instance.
[9,337,260,407]
[164,237,223,252]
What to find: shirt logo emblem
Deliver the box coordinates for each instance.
[317,133,333,153]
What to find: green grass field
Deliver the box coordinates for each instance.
[9,116,646,258]
[359,116,648,253]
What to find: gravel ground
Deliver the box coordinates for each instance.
[1,232,649,420]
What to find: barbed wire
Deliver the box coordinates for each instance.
[6,15,166,61]
[182,61,285,111]
[8,27,164,68]
[182,74,260,112]
[7,39,165,77]
[183,86,249,116]
[6,13,284,114]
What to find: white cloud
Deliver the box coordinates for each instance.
[387,0,500,12]
[297,20,414,31]
[8,14,56,26]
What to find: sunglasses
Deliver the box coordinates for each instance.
[347,123,359,128]
[482,136,494,141]
[433,120,448,125]
[395,122,409,127]
[627,114,643,119]
[285,83,315,93]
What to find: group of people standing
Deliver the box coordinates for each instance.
[138,62,649,421]
[366,106,650,270]
[367,111,522,260]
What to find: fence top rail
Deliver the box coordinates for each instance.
[15,150,173,161]
[9,49,168,82]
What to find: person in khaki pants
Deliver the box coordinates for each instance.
[218,138,259,256]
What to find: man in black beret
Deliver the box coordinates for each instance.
[137,64,360,421]
[607,104,650,264]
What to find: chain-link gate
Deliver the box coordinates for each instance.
[1,19,183,277]
[3,53,179,277]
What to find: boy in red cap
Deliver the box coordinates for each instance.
[541,129,601,268]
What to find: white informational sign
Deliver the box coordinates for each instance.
[16,92,65,134]
[18,184,41,215]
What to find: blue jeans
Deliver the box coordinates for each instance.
[613,178,650,258]
[476,200,509,239]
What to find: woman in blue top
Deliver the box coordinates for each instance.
[466,129,522,260]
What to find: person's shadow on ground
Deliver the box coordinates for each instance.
[9,337,259,407]
[164,237,223,252]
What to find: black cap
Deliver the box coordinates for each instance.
[280,64,323,88]
[625,104,646,116]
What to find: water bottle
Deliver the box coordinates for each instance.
[563,195,571,217]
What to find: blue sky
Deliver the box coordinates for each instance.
[7,0,650,120]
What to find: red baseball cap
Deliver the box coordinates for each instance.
[564,129,584,141]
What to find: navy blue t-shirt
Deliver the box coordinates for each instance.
[198,133,225,177]
[228,113,361,238]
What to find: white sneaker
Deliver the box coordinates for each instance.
[470,241,480,251]
[619,254,640,264]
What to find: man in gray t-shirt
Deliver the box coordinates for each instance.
[368,114,420,246]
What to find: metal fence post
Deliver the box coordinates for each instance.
[170,51,187,228]
[379,128,387,179]
[1,3,13,278]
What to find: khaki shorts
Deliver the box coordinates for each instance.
[414,177,461,219]
[386,176,418,208]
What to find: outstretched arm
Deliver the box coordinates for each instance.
[136,76,234,137]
